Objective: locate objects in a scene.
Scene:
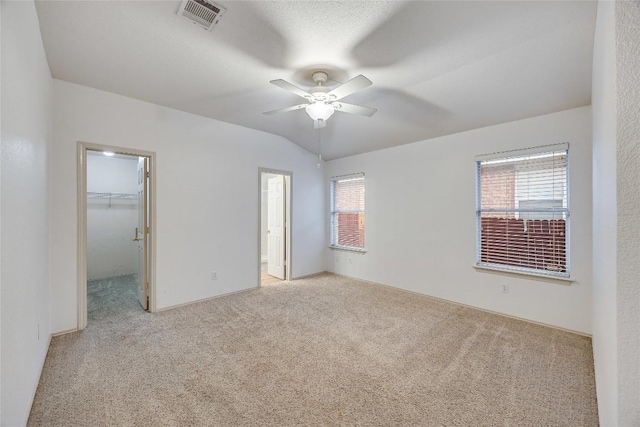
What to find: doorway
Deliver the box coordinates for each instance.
[77,142,156,330]
[259,168,292,286]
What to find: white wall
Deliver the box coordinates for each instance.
[326,107,592,334]
[50,80,325,333]
[615,1,640,424]
[591,1,618,425]
[1,1,52,425]
[86,154,138,279]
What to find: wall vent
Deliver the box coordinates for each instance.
[178,0,226,31]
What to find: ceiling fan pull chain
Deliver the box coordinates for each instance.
[317,126,322,168]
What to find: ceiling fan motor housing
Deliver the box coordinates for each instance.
[309,85,331,102]
[312,71,329,85]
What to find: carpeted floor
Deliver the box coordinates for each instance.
[29,274,598,426]
[86,274,142,319]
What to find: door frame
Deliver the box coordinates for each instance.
[77,141,157,330]
[258,168,292,286]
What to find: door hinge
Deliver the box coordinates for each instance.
[146,226,149,234]
[146,171,150,178]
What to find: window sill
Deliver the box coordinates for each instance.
[329,246,367,254]
[473,264,574,284]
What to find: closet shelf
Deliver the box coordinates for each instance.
[87,192,137,200]
[87,192,137,207]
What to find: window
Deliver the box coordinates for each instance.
[331,173,365,250]
[476,144,569,277]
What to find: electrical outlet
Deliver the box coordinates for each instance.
[501,284,509,294]
[211,272,217,281]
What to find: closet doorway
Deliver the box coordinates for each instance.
[77,142,156,330]
[258,168,292,286]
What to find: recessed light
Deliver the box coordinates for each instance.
[103,151,115,157]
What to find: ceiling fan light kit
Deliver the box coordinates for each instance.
[305,102,335,121]
[264,71,377,127]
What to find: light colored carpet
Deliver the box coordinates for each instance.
[86,274,142,319]
[29,274,598,426]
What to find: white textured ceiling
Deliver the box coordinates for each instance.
[35,1,597,160]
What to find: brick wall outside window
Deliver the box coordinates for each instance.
[336,213,365,248]
[480,163,516,218]
[480,217,566,273]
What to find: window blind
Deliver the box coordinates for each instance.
[331,173,365,250]
[476,145,569,277]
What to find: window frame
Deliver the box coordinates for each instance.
[475,143,571,279]
[330,173,366,252]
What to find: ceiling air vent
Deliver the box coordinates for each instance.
[178,0,226,31]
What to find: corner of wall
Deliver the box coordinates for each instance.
[0,2,3,422]
[615,1,640,424]
[590,0,621,425]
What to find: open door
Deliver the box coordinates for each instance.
[136,157,149,309]
[78,142,156,330]
[267,175,285,280]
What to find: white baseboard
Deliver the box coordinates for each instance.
[291,271,329,280]
[157,286,257,313]
[329,272,591,338]
[51,327,79,337]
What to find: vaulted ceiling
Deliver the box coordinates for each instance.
[35,1,597,160]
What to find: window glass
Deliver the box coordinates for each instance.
[331,174,365,250]
[476,146,569,276]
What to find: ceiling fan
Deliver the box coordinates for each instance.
[263,71,377,128]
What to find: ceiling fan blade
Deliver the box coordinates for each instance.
[327,75,372,101]
[331,102,377,117]
[269,79,312,99]
[263,104,309,115]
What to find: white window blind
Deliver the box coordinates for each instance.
[331,173,365,250]
[476,144,569,277]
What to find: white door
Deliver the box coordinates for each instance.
[136,157,149,309]
[267,175,285,279]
